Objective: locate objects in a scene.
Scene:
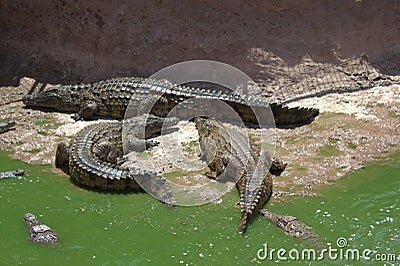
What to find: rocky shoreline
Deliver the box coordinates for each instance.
[0,78,399,201]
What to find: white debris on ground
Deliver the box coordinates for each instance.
[286,84,400,120]
[54,115,115,137]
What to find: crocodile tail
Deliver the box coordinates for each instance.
[134,172,176,207]
[238,173,273,234]
[239,211,252,234]
[271,104,319,128]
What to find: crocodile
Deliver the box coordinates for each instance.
[0,169,25,179]
[56,115,178,205]
[22,77,319,128]
[194,117,277,234]
[0,120,16,134]
[24,213,59,244]
[57,114,282,232]
[260,209,323,247]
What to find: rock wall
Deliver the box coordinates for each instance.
[1,0,399,85]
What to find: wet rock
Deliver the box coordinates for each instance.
[0,169,25,179]
[24,213,59,244]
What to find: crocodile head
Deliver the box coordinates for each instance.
[123,114,180,139]
[144,115,179,137]
[22,85,82,112]
[260,209,297,230]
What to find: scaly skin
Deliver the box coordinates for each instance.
[0,120,16,134]
[22,77,319,128]
[24,213,59,244]
[56,115,178,205]
[260,209,324,247]
[194,117,279,234]
[58,115,283,232]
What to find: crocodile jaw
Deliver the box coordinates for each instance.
[22,87,80,112]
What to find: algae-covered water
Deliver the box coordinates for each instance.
[0,151,399,265]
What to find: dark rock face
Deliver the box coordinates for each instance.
[23,213,59,244]
[1,1,399,85]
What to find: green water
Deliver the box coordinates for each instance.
[0,151,399,265]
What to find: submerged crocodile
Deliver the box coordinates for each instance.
[260,209,324,247]
[0,120,16,134]
[194,117,279,234]
[22,77,319,128]
[56,115,178,205]
[0,169,25,179]
[24,213,59,244]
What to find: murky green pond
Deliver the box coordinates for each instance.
[0,151,399,265]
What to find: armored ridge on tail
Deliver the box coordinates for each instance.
[194,117,280,234]
[22,77,319,128]
[55,115,178,206]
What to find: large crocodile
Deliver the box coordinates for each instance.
[194,117,277,234]
[0,120,16,134]
[22,77,319,128]
[56,115,178,205]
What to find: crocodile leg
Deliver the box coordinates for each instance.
[72,102,99,120]
[122,134,160,153]
[92,140,122,164]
